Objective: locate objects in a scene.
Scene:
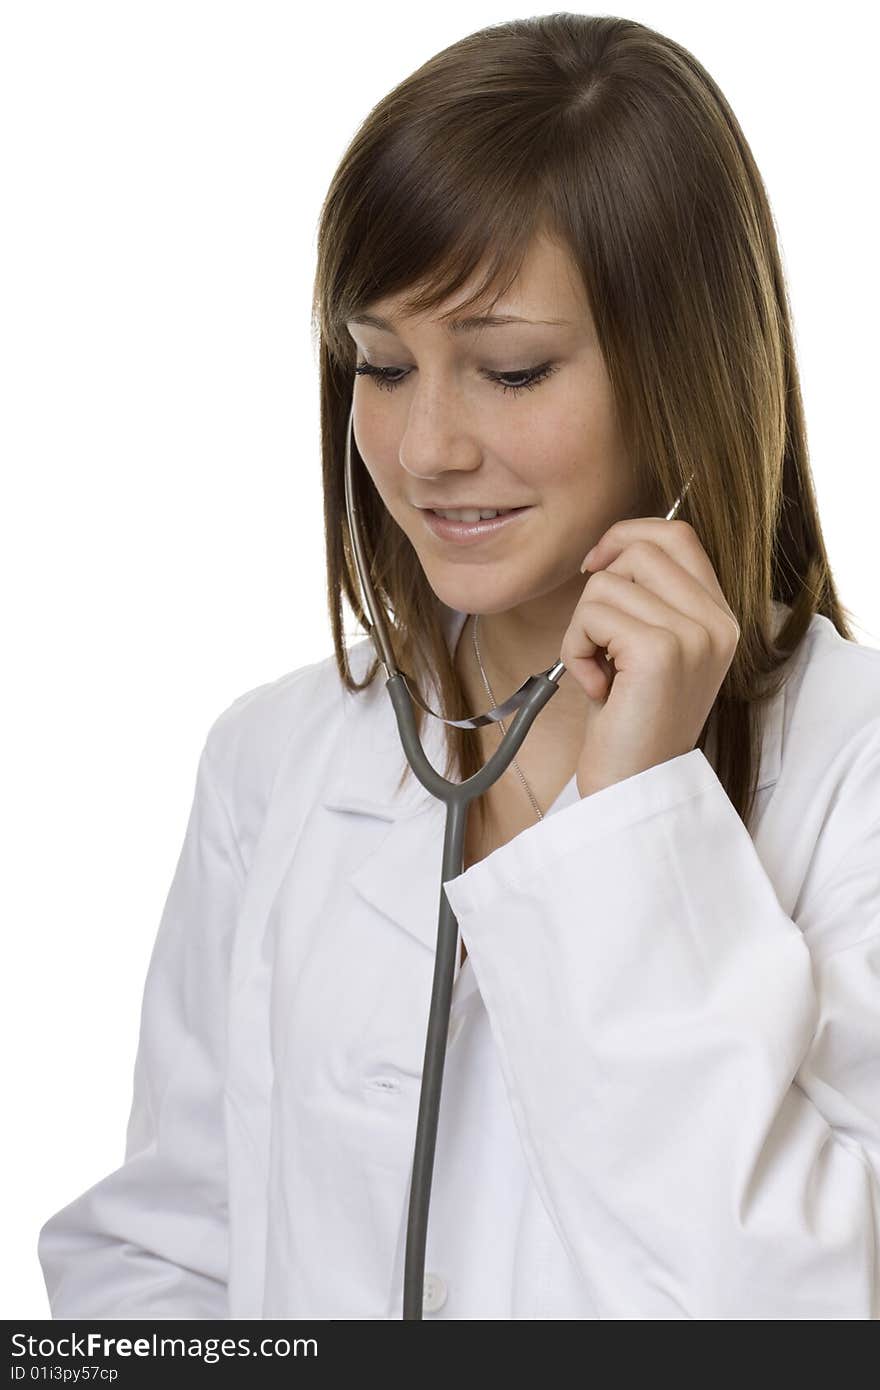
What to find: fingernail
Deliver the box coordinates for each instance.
[580,545,597,573]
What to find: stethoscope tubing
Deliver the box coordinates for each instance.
[382,655,563,1316]
[343,396,693,1317]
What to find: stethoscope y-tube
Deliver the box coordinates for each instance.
[343,396,693,1317]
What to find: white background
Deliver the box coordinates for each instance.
[2,1,877,1317]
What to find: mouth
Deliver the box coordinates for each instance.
[420,506,532,546]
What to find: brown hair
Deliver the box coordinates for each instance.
[310,12,859,837]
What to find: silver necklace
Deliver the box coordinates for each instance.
[471,612,543,822]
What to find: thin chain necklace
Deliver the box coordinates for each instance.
[471,612,543,822]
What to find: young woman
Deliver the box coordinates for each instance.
[39,14,880,1320]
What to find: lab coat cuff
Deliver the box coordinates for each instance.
[443,746,715,916]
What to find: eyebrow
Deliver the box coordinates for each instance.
[346,312,571,334]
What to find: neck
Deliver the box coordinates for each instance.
[462,584,595,729]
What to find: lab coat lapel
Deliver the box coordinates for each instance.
[320,603,467,956]
[319,599,786,952]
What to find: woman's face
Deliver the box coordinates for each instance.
[346,230,639,620]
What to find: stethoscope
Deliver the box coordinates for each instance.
[343,395,694,1318]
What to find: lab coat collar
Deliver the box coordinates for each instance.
[320,598,788,955]
[322,600,467,822]
[319,601,463,956]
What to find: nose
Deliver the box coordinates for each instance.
[397,401,484,486]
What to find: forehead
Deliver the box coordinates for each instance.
[350,231,590,334]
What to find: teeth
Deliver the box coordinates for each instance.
[433,508,511,522]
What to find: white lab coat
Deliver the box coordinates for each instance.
[38,599,880,1319]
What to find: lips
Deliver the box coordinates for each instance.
[430,509,514,522]
[421,505,532,547]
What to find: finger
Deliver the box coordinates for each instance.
[584,519,735,620]
[587,539,738,647]
[562,601,662,694]
[576,570,712,660]
[562,611,616,701]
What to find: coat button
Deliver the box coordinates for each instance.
[423,1272,448,1312]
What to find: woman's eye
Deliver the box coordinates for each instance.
[354,361,559,397]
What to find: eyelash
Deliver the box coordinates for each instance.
[354,361,559,397]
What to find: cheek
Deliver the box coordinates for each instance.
[353,411,400,493]
[526,384,622,484]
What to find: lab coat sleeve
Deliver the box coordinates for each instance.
[442,745,880,1319]
[37,736,244,1318]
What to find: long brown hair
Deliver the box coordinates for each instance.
[310,12,859,837]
